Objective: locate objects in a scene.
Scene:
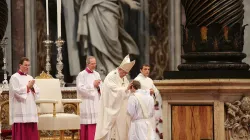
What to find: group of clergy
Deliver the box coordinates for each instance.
[8,55,162,140]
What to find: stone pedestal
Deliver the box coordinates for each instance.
[155,79,250,140]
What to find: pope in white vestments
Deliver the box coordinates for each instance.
[95,55,135,140]
[9,57,40,140]
[135,64,163,139]
[76,56,102,140]
[127,80,155,140]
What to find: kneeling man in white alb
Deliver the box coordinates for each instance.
[127,80,155,140]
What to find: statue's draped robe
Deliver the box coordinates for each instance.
[62,0,81,76]
[62,0,139,77]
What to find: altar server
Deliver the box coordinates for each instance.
[76,56,101,140]
[9,57,40,140]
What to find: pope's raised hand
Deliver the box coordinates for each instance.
[127,80,134,91]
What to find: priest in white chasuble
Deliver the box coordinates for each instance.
[76,56,102,140]
[135,64,163,139]
[127,80,155,140]
[95,55,135,140]
[9,57,40,140]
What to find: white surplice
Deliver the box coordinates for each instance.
[127,89,155,140]
[9,73,40,125]
[135,73,159,97]
[76,69,101,124]
[95,69,131,140]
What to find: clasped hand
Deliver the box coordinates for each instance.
[27,80,35,89]
[93,80,101,88]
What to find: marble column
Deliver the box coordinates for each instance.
[11,0,25,73]
[25,0,37,76]
[169,0,182,71]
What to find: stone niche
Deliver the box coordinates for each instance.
[155,79,250,140]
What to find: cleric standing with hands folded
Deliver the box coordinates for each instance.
[9,57,40,140]
[76,56,102,140]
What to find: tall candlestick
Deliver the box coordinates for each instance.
[1,37,8,89]
[55,38,65,87]
[43,38,53,75]
[57,0,61,38]
[46,0,49,35]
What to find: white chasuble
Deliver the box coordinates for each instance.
[95,69,131,140]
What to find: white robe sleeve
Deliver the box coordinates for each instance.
[149,96,155,118]
[127,95,138,118]
[76,72,96,97]
[152,83,159,97]
[106,76,128,95]
[32,84,40,100]
[9,76,28,100]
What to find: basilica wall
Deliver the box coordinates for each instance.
[3,0,250,81]
[33,0,169,83]
[3,0,250,140]
[3,0,169,81]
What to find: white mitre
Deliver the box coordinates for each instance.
[119,55,135,73]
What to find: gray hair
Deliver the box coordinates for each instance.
[86,56,96,64]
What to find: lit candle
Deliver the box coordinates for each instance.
[46,0,49,35]
[57,0,61,38]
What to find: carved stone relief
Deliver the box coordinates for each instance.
[225,96,250,140]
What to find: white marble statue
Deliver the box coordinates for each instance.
[62,0,140,79]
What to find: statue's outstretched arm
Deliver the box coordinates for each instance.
[120,0,141,10]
